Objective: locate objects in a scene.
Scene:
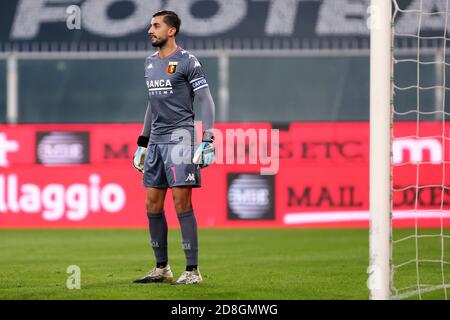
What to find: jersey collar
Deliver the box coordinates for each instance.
[158,46,181,60]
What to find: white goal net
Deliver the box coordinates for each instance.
[390,0,450,299]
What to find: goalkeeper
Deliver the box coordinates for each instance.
[132,10,215,285]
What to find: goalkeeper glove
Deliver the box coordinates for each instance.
[193,130,215,168]
[133,136,149,173]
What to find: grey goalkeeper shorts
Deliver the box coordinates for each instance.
[143,143,201,189]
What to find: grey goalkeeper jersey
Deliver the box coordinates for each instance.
[144,47,209,144]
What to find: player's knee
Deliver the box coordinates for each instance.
[146,196,164,213]
[172,196,192,213]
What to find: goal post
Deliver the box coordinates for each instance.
[370,0,450,300]
[369,0,392,300]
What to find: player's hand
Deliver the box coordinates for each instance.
[133,135,149,173]
[193,142,215,168]
[193,130,215,168]
[133,146,147,173]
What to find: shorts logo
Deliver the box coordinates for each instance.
[167,61,178,74]
[185,173,195,182]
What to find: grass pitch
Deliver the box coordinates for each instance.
[0,228,447,300]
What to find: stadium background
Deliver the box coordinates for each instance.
[0,0,449,300]
[1,0,447,229]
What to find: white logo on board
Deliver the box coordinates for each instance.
[0,133,19,167]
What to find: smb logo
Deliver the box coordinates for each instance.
[0,133,19,167]
[227,173,275,221]
[392,139,442,164]
[36,131,90,165]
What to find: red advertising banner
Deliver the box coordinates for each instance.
[1,122,450,228]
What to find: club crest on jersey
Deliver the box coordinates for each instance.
[167,61,178,75]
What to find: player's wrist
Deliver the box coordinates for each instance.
[137,135,149,148]
[202,129,214,143]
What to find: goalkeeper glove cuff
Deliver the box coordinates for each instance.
[137,135,149,147]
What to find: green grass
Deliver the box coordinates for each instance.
[0,229,447,300]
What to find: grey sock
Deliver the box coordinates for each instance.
[177,209,198,266]
[147,211,168,264]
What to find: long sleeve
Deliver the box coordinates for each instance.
[141,101,153,138]
[195,87,215,132]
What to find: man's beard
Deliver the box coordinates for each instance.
[151,37,167,48]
